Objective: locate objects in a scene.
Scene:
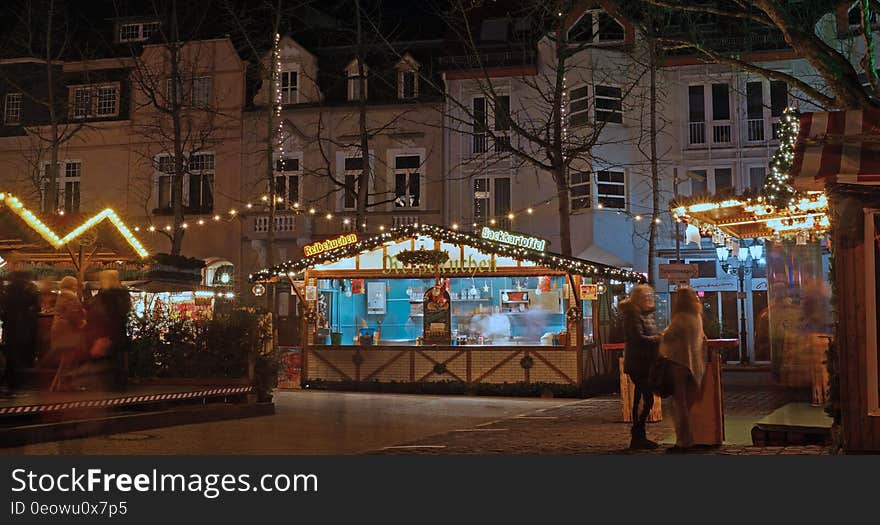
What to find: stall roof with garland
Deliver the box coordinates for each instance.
[250,223,645,283]
[0,192,148,263]
[671,192,829,240]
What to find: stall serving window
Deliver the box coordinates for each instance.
[311,275,569,346]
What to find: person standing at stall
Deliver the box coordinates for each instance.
[659,287,706,453]
[0,271,40,396]
[620,284,661,449]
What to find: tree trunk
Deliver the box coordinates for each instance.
[555,174,573,256]
[169,6,186,256]
[43,0,58,214]
[354,0,370,233]
[647,28,660,286]
[266,38,278,269]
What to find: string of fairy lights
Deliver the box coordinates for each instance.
[249,222,646,284]
[673,106,831,245]
[762,106,801,208]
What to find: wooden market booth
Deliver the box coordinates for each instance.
[790,108,880,452]
[251,223,644,389]
[0,192,149,281]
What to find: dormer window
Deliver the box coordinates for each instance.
[280,70,298,104]
[345,59,368,101]
[396,54,420,99]
[569,9,625,43]
[118,21,161,43]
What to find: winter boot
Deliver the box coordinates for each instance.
[629,425,659,450]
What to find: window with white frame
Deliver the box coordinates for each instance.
[154,153,214,212]
[166,77,211,107]
[687,169,708,195]
[41,160,81,213]
[280,70,298,104]
[569,9,625,43]
[400,71,417,99]
[570,170,591,210]
[596,170,626,209]
[72,87,91,118]
[191,77,211,108]
[118,21,161,43]
[471,94,510,153]
[688,83,731,144]
[712,167,733,193]
[4,92,22,124]
[346,60,368,101]
[275,157,301,204]
[594,85,622,123]
[394,155,421,208]
[568,85,589,127]
[748,166,766,191]
[71,84,119,118]
[156,155,175,210]
[343,156,364,209]
[473,176,511,227]
[187,153,214,212]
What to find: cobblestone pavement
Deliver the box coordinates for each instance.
[369,386,830,455]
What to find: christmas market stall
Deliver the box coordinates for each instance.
[790,108,880,452]
[250,223,643,390]
[0,192,149,281]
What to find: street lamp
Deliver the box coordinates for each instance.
[715,240,764,364]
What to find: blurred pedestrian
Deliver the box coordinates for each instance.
[0,271,40,395]
[83,270,131,390]
[659,287,706,453]
[620,284,661,449]
[35,280,57,365]
[48,276,86,363]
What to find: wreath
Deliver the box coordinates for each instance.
[303,309,318,324]
[396,248,450,266]
[519,355,534,370]
[566,307,582,322]
[432,363,447,375]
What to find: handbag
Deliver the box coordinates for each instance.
[648,356,674,398]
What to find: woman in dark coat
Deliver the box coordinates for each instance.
[619,284,661,449]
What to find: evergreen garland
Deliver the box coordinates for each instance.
[762,106,801,208]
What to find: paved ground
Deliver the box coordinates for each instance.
[369,385,831,455]
[0,391,567,455]
[1,385,830,455]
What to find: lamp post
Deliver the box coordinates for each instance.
[716,241,764,364]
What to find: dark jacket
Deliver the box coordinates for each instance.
[0,277,40,349]
[620,299,660,380]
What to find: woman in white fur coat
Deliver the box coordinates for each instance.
[659,287,706,453]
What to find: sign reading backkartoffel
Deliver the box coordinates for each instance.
[480,227,547,252]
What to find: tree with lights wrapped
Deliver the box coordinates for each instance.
[763,106,800,208]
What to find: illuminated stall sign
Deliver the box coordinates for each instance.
[481,226,547,252]
[304,233,358,257]
[383,254,498,276]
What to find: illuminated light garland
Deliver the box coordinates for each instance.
[762,106,800,208]
[0,193,149,258]
[249,223,645,284]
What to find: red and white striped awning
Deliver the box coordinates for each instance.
[792,109,880,189]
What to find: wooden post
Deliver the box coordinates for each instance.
[572,274,584,383]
